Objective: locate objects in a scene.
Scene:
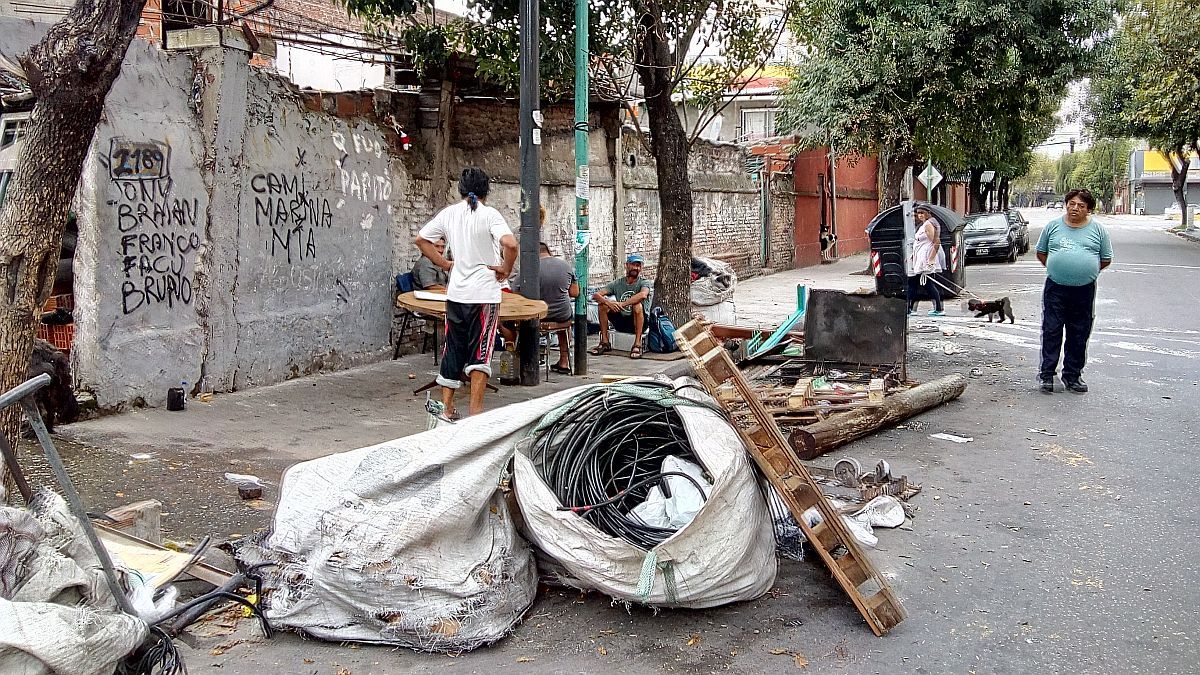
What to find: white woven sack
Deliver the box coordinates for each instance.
[513,397,777,608]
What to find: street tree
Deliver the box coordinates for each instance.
[1010,153,1057,207]
[779,0,1115,208]
[1066,139,1133,212]
[344,0,790,323]
[1084,0,1200,216]
[0,0,147,492]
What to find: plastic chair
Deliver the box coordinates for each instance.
[393,272,438,361]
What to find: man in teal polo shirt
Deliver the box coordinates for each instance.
[590,254,652,359]
[1036,188,1113,394]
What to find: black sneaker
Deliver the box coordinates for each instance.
[1039,378,1054,394]
[1064,378,1088,393]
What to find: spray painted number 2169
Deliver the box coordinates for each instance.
[107,139,171,181]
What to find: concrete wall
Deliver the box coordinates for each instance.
[69,36,394,407]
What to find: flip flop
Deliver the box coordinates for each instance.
[629,345,643,359]
[550,364,572,375]
[589,343,612,356]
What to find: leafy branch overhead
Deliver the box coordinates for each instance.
[779,0,1117,203]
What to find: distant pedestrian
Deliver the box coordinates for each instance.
[907,205,946,316]
[1037,188,1112,394]
[415,168,518,417]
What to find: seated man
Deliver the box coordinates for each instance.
[531,241,580,374]
[590,254,651,359]
[411,239,449,290]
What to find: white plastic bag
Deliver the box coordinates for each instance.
[629,456,712,530]
[690,257,738,306]
[513,381,777,609]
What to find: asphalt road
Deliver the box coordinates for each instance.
[19,209,1200,674]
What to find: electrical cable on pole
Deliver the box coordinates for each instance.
[517,0,541,384]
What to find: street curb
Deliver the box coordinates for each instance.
[1173,228,1200,244]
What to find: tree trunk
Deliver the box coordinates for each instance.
[880,153,914,207]
[968,167,986,213]
[0,0,146,495]
[1170,152,1191,223]
[788,373,968,459]
[635,6,695,326]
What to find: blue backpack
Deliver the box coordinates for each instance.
[646,307,679,353]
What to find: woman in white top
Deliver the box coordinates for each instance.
[907,205,946,316]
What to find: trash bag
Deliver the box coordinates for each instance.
[512,378,777,609]
[689,257,737,307]
[0,491,148,675]
[239,387,606,653]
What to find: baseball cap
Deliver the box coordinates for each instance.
[627,254,645,264]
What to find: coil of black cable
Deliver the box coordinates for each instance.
[530,382,714,550]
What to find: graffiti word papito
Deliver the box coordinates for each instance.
[252,172,333,264]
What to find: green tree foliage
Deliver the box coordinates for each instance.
[1053,139,1133,211]
[339,0,789,323]
[1084,0,1200,214]
[779,0,1116,206]
[1010,153,1057,206]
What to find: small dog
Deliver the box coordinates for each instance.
[27,338,81,433]
[968,297,1015,324]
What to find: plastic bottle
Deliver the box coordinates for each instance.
[498,342,519,385]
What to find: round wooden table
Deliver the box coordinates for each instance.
[395,291,548,321]
[396,291,549,394]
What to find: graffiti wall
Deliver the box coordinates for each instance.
[71,39,395,407]
[233,74,393,388]
[73,41,209,406]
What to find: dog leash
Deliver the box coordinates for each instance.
[921,272,985,302]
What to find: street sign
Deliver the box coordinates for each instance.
[917,162,943,191]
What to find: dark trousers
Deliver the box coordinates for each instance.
[1039,279,1096,382]
[906,273,943,311]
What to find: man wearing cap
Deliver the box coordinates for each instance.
[590,254,651,359]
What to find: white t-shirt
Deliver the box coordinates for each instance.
[418,201,514,304]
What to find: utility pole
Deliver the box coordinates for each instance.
[517,0,541,384]
[572,0,589,376]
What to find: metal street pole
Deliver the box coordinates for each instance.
[517,0,541,385]
[572,0,589,376]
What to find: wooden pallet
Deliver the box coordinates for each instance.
[676,320,906,636]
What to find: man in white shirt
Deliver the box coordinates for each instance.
[415,168,518,417]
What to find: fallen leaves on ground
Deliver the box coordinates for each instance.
[516,656,535,663]
[686,634,701,647]
[768,648,809,669]
[596,646,608,656]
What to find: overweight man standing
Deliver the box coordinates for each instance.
[1036,188,1112,394]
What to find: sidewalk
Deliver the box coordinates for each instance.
[733,252,872,326]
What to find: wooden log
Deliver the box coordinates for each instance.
[789,373,968,460]
[104,499,163,544]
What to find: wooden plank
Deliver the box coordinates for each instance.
[676,319,906,636]
[95,523,234,588]
[868,379,886,404]
[787,378,813,410]
[104,499,163,544]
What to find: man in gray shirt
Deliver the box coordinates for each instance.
[514,242,579,374]
[411,239,449,290]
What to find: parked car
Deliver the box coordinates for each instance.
[963,212,1023,263]
[1047,201,1063,209]
[867,202,967,300]
[1003,209,1030,255]
[1163,202,1198,220]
